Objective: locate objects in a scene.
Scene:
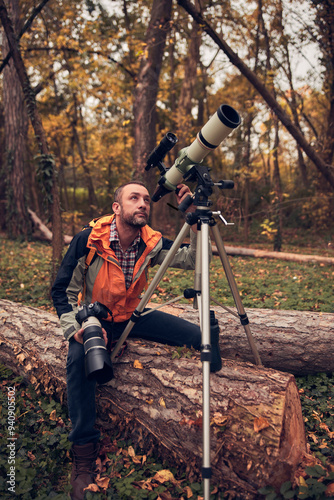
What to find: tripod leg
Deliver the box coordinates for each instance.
[111,221,191,361]
[210,224,262,366]
[192,226,202,313]
[199,223,212,500]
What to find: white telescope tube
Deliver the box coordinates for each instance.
[164,105,240,186]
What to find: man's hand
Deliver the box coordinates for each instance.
[175,183,193,208]
[176,184,197,232]
[73,327,108,346]
[176,183,196,213]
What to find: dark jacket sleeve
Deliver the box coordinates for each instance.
[51,228,91,319]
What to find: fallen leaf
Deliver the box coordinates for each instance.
[325,483,334,497]
[185,485,193,498]
[95,476,110,489]
[153,469,176,484]
[159,397,166,408]
[17,353,26,364]
[134,360,143,369]
[84,483,99,492]
[49,409,57,421]
[211,412,227,426]
[254,417,270,432]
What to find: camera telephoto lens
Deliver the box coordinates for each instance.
[76,303,114,384]
[82,316,114,384]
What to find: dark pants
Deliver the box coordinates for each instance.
[66,309,201,445]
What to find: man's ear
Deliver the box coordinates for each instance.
[112,202,120,215]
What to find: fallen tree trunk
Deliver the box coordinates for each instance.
[28,208,72,245]
[0,299,308,498]
[213,245,334,265]
[163,304,334,375]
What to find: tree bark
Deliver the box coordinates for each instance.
[166,304,334,375]
[132,0,172,191]
[2,0,31,239]
[0,299,308,498]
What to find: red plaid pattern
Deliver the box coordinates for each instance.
[109,220,141,289]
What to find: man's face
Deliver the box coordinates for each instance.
[113,184,151,228]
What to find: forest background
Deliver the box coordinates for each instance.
[1,1,334,498]
[1,0,334,278]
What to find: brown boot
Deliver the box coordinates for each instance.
[70,442,99,500]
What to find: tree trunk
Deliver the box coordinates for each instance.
[2,0,31,239]
[165,304,334,375]
[132,0,172,191]
[0,299,308,498]
[214,244,334,265]
[70,96,98,215]
[176,1,201,148]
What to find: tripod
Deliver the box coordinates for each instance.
[111,165,262,499]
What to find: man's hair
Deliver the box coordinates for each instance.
[114,181,148,204]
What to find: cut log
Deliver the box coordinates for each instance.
[0,299,308,498]
[161,304,334,375]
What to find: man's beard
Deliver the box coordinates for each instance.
[120,211,148,228]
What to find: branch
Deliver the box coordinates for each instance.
[0,0,51,74]
[23,45,137,80]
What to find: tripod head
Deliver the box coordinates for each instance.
[178,163,234,219]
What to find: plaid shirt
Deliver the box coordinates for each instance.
[109,219,141,289]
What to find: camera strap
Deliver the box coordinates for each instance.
[81,247,97,302]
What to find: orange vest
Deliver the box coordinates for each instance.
[86,215,162,323]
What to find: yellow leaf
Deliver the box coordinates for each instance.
[128,446,135,458]
[153,469,176,484]
[299,476,307,487]
[134,360,143,369]
[159,397,166,408]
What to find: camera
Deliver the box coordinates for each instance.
[75,302,114,384]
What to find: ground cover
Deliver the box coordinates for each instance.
[0,235,333,499]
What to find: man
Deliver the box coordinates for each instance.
[51,181,221,499]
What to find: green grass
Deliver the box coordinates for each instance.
[0,237,55,310]
[150,256,333,313]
